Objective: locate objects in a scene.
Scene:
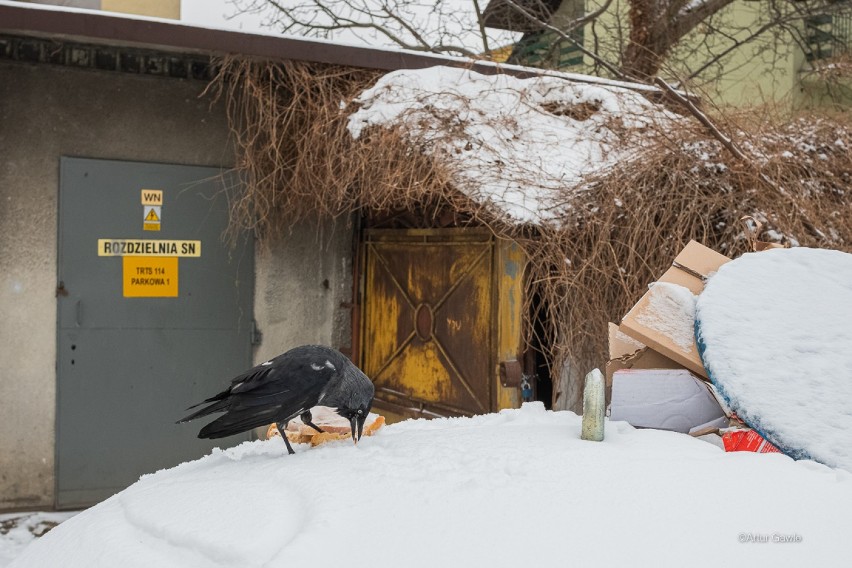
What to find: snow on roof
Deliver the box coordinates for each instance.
[696,247,852,471]
[10,404,852,567]
[348,65,677,224]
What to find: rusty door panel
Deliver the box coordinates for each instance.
[361,229,494,417]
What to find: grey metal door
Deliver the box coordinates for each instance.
[57,157,254,508]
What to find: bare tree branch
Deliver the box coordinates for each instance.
[472,0,491,56]
[671,0,737,42]
[654,76,826,241]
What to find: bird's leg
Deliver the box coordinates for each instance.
[276,421,296,455]
[300,410,325,434]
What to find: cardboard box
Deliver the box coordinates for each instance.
[609,368,726,434]
[619,241,730,378]
[605,322,681,388]
[608,322,644,360]
[605,322,680,406]
[688,416,730,436]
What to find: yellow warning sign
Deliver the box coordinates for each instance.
[123,256,178,297]
[141,189,163,205]
[98,239,201,257]
[143,205,161,232]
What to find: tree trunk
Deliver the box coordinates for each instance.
[621,0,736,81]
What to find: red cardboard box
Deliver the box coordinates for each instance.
[722,429,781,454]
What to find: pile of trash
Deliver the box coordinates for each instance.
[603,239,852,469]
[605,240,750,451]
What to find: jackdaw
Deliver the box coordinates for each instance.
[178,345,375,454]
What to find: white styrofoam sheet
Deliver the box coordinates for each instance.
[609,368,725,433]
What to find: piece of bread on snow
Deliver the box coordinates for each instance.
[306,415,386,446]
[265,406,385,446]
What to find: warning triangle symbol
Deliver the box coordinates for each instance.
[145,208,160,222]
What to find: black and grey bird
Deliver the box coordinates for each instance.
[177,345,375,455]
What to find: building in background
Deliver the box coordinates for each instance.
[21,0,180,19]
[483,0,851,108]
[0,1,552,511]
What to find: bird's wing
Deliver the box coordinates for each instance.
[176,364,276,423]
[194,353,333,439]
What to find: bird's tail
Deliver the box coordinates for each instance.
[176,398,229,424]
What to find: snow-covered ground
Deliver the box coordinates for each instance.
[7,403,852,567]
[0,512,77,567]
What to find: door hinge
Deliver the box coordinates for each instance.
[251,319,263,346]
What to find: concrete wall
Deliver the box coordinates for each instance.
[0,60,353,510]
[253,218,354,366]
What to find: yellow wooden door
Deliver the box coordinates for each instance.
[361,229,495,418]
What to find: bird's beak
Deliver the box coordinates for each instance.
[350,415,359,445]
[350,414,367,445]
[357,414,366,441]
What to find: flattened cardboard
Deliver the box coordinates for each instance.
[605,323,681,388]
[609,368,726,434]
[619,241,730,378]
[608,322,645,360]
[688,416,730,436]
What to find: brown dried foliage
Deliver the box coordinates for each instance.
[209,57,500,241]
[212,56,852,411]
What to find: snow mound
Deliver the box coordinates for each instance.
[347,66,676,224]
[696,247,852,471]
[12,403,852,567]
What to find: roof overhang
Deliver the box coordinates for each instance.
[0,0,662,94]
[0,1,471,72]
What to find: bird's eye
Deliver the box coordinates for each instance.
[357,409,363,415]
